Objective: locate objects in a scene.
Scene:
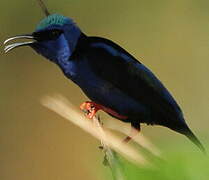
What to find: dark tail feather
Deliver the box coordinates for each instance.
[183,127,206,154]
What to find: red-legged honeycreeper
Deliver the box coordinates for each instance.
[4,0,205,153]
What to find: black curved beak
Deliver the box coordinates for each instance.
[3,34,37,53]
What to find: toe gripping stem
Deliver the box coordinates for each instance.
[80,101,128,120]
[80,101,100,119]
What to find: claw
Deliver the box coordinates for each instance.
[123,136,132,143]
[123,126,140,143]
[80,101,99,119]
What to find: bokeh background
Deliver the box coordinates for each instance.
[0,0,209,180]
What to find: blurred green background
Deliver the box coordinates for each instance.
[0,0,209,180]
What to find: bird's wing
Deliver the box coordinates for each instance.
[85,37,184,125]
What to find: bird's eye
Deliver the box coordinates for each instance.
[33,29,63,41]
[45,29,62,40]
[51,30,61,37]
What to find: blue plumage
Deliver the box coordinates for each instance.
[4,13,205,152]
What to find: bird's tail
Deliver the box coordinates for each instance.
[183,127,206,154]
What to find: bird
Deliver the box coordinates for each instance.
[4,0,205,153]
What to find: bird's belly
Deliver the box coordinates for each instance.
[64,59,148,120]
[77,75,147,119]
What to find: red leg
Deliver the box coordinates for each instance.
[80,101,138,143]
[80,101,128,120]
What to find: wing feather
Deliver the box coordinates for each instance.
[85,37,184,125]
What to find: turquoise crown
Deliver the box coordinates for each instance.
[36,14,74,30]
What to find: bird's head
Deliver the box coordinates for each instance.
[4,1,82,63]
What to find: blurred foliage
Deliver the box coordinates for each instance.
[0,0,209,180]
[110,149,209,180]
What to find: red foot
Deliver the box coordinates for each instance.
[80,101,128,120]
[80,101,98,119]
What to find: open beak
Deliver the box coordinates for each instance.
[3,34,37,53]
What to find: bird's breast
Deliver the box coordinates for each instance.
[60,58,147,118]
